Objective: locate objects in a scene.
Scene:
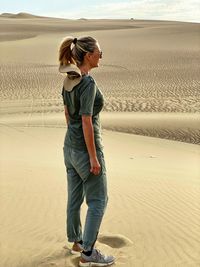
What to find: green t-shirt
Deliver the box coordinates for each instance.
[62,75,104,151]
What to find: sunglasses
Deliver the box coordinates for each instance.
[92,50,103,58]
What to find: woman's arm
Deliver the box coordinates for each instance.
[82,115,101,176]
[64,105,69,125]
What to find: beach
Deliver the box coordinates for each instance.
[0,14,200,267]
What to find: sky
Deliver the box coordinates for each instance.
[0,0,200,23]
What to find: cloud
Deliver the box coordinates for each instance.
[89,0,200,22]
[5,0,199,22]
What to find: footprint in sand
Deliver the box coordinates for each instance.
[98,234,133,248]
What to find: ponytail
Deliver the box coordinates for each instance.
[59,36,75,65]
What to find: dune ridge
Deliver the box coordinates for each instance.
[1,112,200,145]
[0,12,46,19]
[0,16,142,42]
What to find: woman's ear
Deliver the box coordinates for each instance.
[85,52,91,59]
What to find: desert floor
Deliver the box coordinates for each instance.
[0,15,200,267]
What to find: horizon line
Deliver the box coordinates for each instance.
[0,11,200,24]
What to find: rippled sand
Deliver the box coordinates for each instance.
[0,17,199,143]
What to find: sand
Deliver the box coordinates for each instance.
[0,16,199,142]
[0,15,200,267]
[1,120,200,267]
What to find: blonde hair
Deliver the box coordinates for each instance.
[59,36,97,67]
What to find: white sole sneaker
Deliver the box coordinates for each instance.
[79,260,114,266]
[70,249,82,255]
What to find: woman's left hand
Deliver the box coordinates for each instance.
[90,156,101,175]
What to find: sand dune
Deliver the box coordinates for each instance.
[0,17,200,267]
[0,16,142,42]
[0,123,200,267]
[0,21,199,144]
[0,121,200,267]
[0,12,46,19]
[0,20,199,117]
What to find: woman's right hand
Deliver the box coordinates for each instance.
[90,156,101,176]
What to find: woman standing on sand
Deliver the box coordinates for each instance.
[59,36,114,267]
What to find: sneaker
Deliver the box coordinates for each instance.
[71,242,83,255]
[79,249,115,266]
